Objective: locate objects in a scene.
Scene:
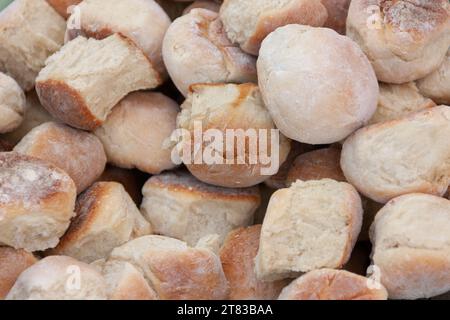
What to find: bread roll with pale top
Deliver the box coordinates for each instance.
[0,72,25,134]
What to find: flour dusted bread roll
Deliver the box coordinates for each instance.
[95,91,178,175]
[321,0,351,34]
[220,225,288,300]
[417,49,450,105]
[0,247,37,299]
[46,0,81,18]
[258,25,378,144]
[341,106,450,203]
[347,0,450,84]
[0,152,76,251]
[50,182,152,263]
[36,34,160,131]
[183,0,221,14]
[66,0,170,81]
[219,0,328,55]
[278,269,388,300]
[255,179,363,281]
[108,235,229,300]
[370,193,450,299]
[0,0,66,91]
[141,171,260,246]
[369,82,436,125]
[162,9,257,96]
[14,122,107,193]
[177,83,291,188]
[6,256,107,300]
[0,72,25,133]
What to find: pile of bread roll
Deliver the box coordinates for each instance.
[0,0,449,300]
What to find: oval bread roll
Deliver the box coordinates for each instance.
[341,106,450,203]
[417,49,450,105]
[0,152,76,252]
[0,72,26,134]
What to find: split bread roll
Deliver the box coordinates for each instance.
[255,179,363,281]
[46,0,81,18]
[370,193,450,299]
[341,106,450,203]
[368,82,436,125]
[0,247,37,299]
[219,0,328,55]
[14,122,107,193]
[36,34,160,131]
[0,72,26,133]
[177,83,291,188]
[417,49,450,105]
[258,25,378,144]
[321,0,351,34]
[278,269,388,300]
[65,0,170,82]
[50,182,152,263]
[140,171,260,247]
[220,225,288,300]
[346,0,450,84]
[108,235,229,300]
[0,152,76,252]
[6,256,107,300]
[0,0,66,91]
[94,91,178,175]
[162,9,257,97]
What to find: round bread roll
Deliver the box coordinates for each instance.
[341,106,450,203]
[257,25,378,144]
[417,49,450,105]
[162,9,257,97]
[66,0,170,82]
[94,91,178,175]
[321,0,351,34]
[368,82,436,125]
[14,122,107,194]
[370,193,450,299]
[278,269,388,300]
[6,256,107,300]
[183,0,221,14]
[0,152,76,252]
[255,179,363,281]
[108,235,229,300]
[177,83,291,188]
[346,0,450,84]
[0,0,66,91]
[0,247,37,299]
[220,225,288,300]
[286,147,346,187]
[50,182,152,263]
[0,72,26,134]
[141,171,260,246]
[46,0,81,18]
[219,0,328,55]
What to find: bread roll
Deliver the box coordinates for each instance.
[369,82,436,125]
[94,91,178,175]
[0,0,66,91]
[219,0,328,55]
[162,9,257,96]
[14,122,107,193]
[141,171,260,246]
[46,0,81,18]
[50,182,152,263]
[6,256,107,300]
[0,247,37,299]
[286,147,346,187]
[108,235,229,300]
[258,25,378,144]
[370,193,450,299]
[255,179,363,281]
[0,72,25,133]
[36,34,159,131]
[0,152,76,251]
[278,269,388,300]
[417,49,450,105]
[183,0,221,14]
[346,0,450,84]
[321,0,351,34]
[341,106,450,203]
[220,225,288,300]
[177,83,291,188]
[66,0,170,81]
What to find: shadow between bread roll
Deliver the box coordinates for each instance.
[321,0,351,34]
[0,72,25,134]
